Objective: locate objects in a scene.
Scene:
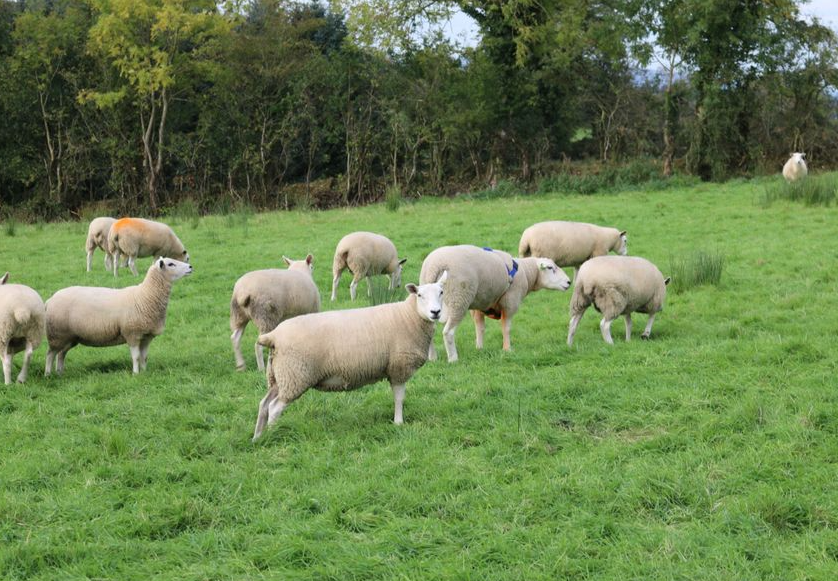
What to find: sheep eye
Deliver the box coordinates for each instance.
[168,263,175,266]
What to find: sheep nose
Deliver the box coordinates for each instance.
[430,309,441,319]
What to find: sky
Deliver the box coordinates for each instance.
[443,0,838,48]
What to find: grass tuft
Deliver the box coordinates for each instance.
[761,175,837,207]
[3,213,17,237]
[367,276,406,306]
[668,250,725,293]
[385,184,402,212]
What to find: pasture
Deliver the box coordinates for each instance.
[1,177,837,580]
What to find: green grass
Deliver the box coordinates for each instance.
[762,174,838,207]
[2,177,838,579]
[668,249,726,294]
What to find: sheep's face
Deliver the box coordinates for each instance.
[407,270,447,322]
[157,258,193,281]
[535,259,571,291]
[392,258,408,288]
[615,231,628,256]
[284,254,315,275]
[791,152,807,166]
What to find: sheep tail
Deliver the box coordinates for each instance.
[257,333,274,348]
[332,250,348,275]
[13,308,31,326]
[518,239,531,257]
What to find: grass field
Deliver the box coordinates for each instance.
[2,177,838,580]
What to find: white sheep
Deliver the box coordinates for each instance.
[230,254,321,372]
[0,273,45,384]
[85,217,117,272]
[783,153,808,182]
[419,245,570,363]
[107,218,189,276]
[45,258,192,375]
[567,255,670,346]
[252,271,447,441]
[518,221,627,278]
[331,232,407,301]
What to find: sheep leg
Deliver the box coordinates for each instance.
[500,311,514,351]
[641,313,657,340]
[366,276,373,297]
[56,346,71,375]
[391,382,406,425]
[427,327,438,361]
[442,316,462,363]
[349,275,362,301]
[128,256,139,276]
[330,270,342,301]
[255,342,266,372]
[112,249,121,276]
[253,388,276,441]
[387,274,394,290]
[600,317,615,345]
[16,341,34,383]
[625,314,632,342]
[471,310,486,349]
[129,343,141,374]
[86,250,93,272]
[104,252,113,272]
[567,310,586,346]
[139,336,153,372]
[45,349,55,376]
[2,347,11,385]
[231,327,246,371]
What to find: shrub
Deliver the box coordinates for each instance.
[668,250,726,293]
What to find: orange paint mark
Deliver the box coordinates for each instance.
[111,218,150,234]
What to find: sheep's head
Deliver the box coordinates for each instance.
[407,270,446,322]
[791,152,807,166]
[615,230,628,255]
[535,259,570,291]
[156,258,193,281]
[391,257,408,288]
[283,254,314,275]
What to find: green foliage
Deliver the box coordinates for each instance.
[1,180,837,577]
[3,213,17,237]
[668,250,726,294]
[537,160,699,195]
[366,276,406,306]
[384,183,402,212]
[761,175,838,207]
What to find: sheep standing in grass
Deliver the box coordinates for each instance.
[783,153,808,182]
[230,254,320,372]
[0,273,45,384]
[107,218,189,276]
[86,217,117,272]
[331,232,407,301]
[252,271,447,441]
[45,258,192,375]
[518,221,627,279]
[567,256,670,346]
[419,245,570,363]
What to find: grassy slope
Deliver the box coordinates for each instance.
[1,178,837,580]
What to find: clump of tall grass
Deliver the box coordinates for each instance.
[668,250,725,293]
[224,202,255,234]
[3,214,17,237]
[171,198,201,229]
[367,276,406,306]
[761,175,837,207]
[385,184,402,212]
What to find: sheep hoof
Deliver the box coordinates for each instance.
[641,333,650,340]
[236,364,246,372]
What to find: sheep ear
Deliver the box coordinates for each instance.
[158,259,165,270]
[0,272,8,285]
[398,258,407,265]
[664,277,671,286]
[619,230,626,237]
[305,254,313,265]
[282,256,292,266]
[437,270,448,284]
[406,283,419,295]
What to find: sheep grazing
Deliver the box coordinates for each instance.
[331,231,407,301]
[419,245,570,363]
[230,254,321,372]
[567,255,670,346]
[252,271,447,441]
[0,273,46,384]
[783,152,808,182]
[518,221,627,279]
[107,218,189,276]
[45,258,192,375]
[85,217,117,272]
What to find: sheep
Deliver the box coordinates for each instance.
[107,218,189,276]
[230,254,321,372]
[85,217,117,272]
[419,245,570,363]
[783,152,808,182]
[252,271,447,441]
[0,273,45,384]
[518,221,627,279]
[331,232,407,301]
[567,255,670,346]
[45,258,192,375]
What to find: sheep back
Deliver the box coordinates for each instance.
[230,269,321,333]
[573,256,667,317]
[109,218,186,259]
[519,221,622,267]
[334,232,399,276]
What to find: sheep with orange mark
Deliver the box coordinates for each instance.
[230,254,321,372]
[0,272,45,384]
[107,218,189,276]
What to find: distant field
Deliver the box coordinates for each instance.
[2,177,837,580]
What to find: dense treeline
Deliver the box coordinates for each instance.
[0,0,836,217]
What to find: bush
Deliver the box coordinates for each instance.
[668,250,726,294]
[761,175,837,207]
[536,160,698,196]
[384,184,402,212]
